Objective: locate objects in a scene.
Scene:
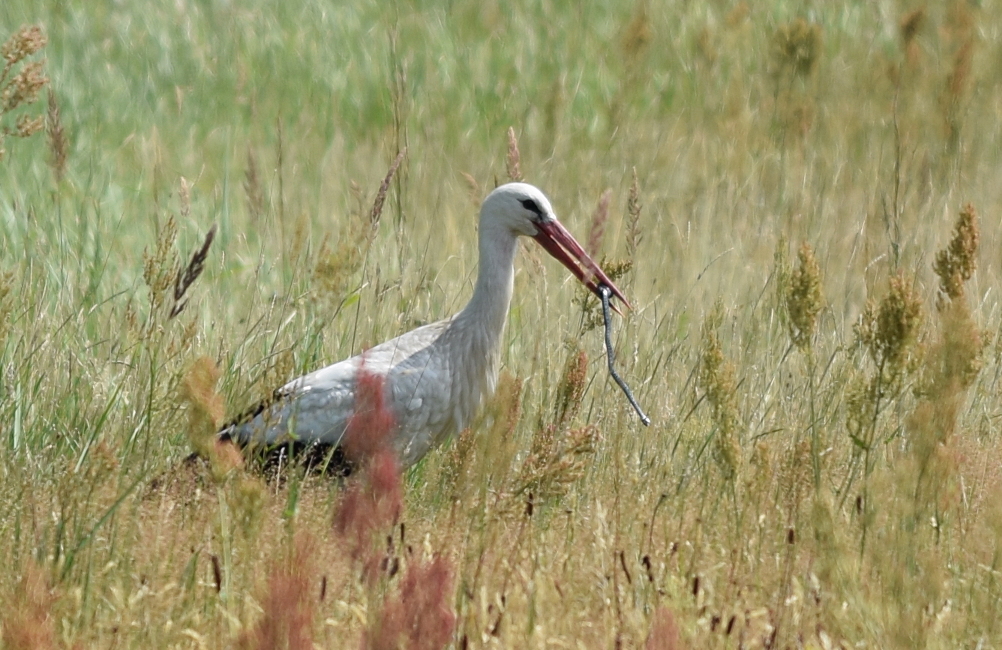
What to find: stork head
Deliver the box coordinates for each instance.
[482,182,631,311]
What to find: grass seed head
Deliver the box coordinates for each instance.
[941,2,975,146]
[780,439,813,514]
[505,126,522,182]
[3,561,56,650]
[518,350,601,501]
[45,88,66,182]
[238,535,315,650]
[933,203,979,303]
[785,242,823,351]
[181,356,230,474]
[313,230,365,301]
[645,606,684,650]
[586,189,611,257]
[142,214,179,319]
[0,27,48,163]
[622,3,652,61]
[771,19,822,79]
[13,113,43,137]
[182,356,225,429]
[555,347,588,427]
[314,157,404,304]
[0,269,14,345]
[334,449,403,582]
[2,60,48,113]
[366,554,457,650]
[335,367,403,580]
[169,223,216,319]
[856,273,923,373]
[899,8,925,51]
[516,424,599,502]
[626,167,643,258]
[341,365,396,465]
[370,148,406,230]
[244,148,265,221]
[698,303,743,481]
[574,257,633,332]
[696,26,718,66]
[230,475,267,538]
[1,25,46,68]
[725,2,750,28]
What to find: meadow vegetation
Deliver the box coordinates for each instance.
[2,1,1002,647]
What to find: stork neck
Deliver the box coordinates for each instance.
[459,221,518,338]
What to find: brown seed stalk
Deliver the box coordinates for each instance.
[370,148,407,230]
[170,224,217,319]
[506,126,522,182]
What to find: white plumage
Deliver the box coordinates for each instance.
[222,182,628,468]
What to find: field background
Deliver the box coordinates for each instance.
[1,1,1001,648]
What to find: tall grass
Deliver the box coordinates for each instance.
[2,1,1002,647]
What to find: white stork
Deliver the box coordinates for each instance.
[221,183,629,469]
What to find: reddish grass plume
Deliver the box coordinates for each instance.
[238,535,316,650]
[645,607,685,650]
[334,363,403,579]
[365,554,457,650]
[3,562,56,650]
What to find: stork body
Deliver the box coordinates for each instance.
[222,183,628,468]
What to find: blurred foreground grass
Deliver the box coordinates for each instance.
[2,1,1002,647]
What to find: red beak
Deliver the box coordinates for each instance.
[532,218,631,313]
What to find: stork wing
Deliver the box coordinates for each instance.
[221,319,455,460]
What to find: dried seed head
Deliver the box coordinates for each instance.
[786,242,823,351]
[4,561,56,650]
[555,347,588,427]
[3,59,48,114]
[46,88,67,182]
[900,8,926,46]
[460,171,480,207]
[856,273,923,372]
[15,61,46,100]
[726,3,750,29]
[0,269,14,344]
[622,5,651,60]
[586,189,611,257]
[178,176,191,218]
[244,148,265,221]
[142,215,179,316]
[183,356,224,427]
[626,167,643,257]
[698,302,743,480]
[575,256,633,332]
[370,148,406,230]
[237,535,315,650]
[506,127,522,182]
[516,423,599,501]
[334,367,403,582]
[229,475,266,536]
[771,18,822,78]
[170,224,216,319]
[368,555,457,650]
[1,25,47,67]
[14,114,43,137]
[181,356,229,476]
[933,203,979,303]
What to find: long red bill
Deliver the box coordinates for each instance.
[532,218,631,313]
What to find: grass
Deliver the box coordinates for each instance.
[2,1,1002,647]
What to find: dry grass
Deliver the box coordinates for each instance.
[3,4,1002,648]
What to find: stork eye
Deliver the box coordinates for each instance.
[520,198,543,217]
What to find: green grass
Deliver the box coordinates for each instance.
[2,1,1002,647]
